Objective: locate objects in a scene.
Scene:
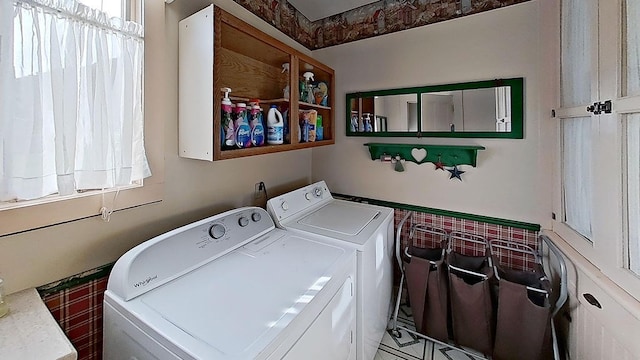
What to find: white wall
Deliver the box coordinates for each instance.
[0,0,313,294]
[311,1,552,226]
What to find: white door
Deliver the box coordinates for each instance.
[554,0,640,358]
[555,0,640,302]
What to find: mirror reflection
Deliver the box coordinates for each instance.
[350,94,418,133]
[421,87,511,132]
[346,78,523,139]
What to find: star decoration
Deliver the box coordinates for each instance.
[434,155,445,171]
[447,165,465,181]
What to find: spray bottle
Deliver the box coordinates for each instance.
[302,72,315,104]
[234,103,251,148]
[249,100,265,147]
[282,63,290,99]
[221,88,235,149]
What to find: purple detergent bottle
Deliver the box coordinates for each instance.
[234,103,251,148]
[249,101,265,147]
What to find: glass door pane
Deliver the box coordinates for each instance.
[561,0,596,107]
[627,114,640,275]
[562,117,593,240]
[624,0,640,97]
[627,114,640,276]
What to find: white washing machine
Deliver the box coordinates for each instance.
[103,207,356,360]
[267,181,395,360]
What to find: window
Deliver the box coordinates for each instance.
[555,0,640,299]
[0,0,160,235]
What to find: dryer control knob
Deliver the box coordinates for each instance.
[305,192,312,200]
[209,223,226,239]
[238,217,249,227]
[313,187,323,197]
[281,201,289,211]
[251,212,261,222]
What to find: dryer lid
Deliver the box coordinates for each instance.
[134,233,352,359]
[297,201,380,236]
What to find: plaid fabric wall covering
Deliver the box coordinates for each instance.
[395,209,539,272]
[38,266,111,360]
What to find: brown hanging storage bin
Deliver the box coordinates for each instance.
[490,239,554,360]
[402,224,449,342]
[390,213,568,360]
[447,232,495,357]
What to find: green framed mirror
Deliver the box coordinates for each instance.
[346,78,524,139]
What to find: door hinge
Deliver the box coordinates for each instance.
[551,109,556,118]
[586,100,612,115]
[552,212,556,220]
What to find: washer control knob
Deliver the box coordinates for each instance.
[251,212,261,222]
[314,187,323,197]
[238,217,249,227]
[209,223,226,239]
[305,192,312,200]
[281,201,289,211]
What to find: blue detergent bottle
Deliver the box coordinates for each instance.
[249,101,265,147]
[364,113,373,132]
[234,103,251,148]
[350,114,359,132]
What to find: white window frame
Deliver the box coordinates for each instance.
[0,0,164,237]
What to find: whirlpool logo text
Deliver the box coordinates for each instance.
[134,275,158,288]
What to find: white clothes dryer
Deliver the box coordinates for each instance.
[267,181,395,360]
[103,207,356,360]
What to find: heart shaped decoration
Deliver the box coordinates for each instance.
[411,148,427,163]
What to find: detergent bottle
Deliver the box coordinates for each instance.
[234,103,251,148]
[364,113,373,132]
[350,113,359,132]
[221,88,235,149]
[299,110,310,142]
[249,100,265,147]
[267,105,284,145]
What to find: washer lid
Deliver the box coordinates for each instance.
[297,201,380,236]
[136,232,351,359]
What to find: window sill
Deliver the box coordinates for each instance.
[0,181,163,237]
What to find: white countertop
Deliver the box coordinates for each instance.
[0,288,77,360]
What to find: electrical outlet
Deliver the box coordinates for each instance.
[254,182,263,199]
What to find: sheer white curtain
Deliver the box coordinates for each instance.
[627,0,640,97]
[626,0,640,275]
[561,0,594,107]
[628,115,640,274]
[0,0,150,202]
[562,117,593,240]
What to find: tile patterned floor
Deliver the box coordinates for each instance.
[376,303,485,360]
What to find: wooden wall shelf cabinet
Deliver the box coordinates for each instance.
[178,6,335,161]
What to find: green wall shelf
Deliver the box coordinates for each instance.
[364,143,486,167]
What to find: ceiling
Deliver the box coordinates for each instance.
[287,0,379,22]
